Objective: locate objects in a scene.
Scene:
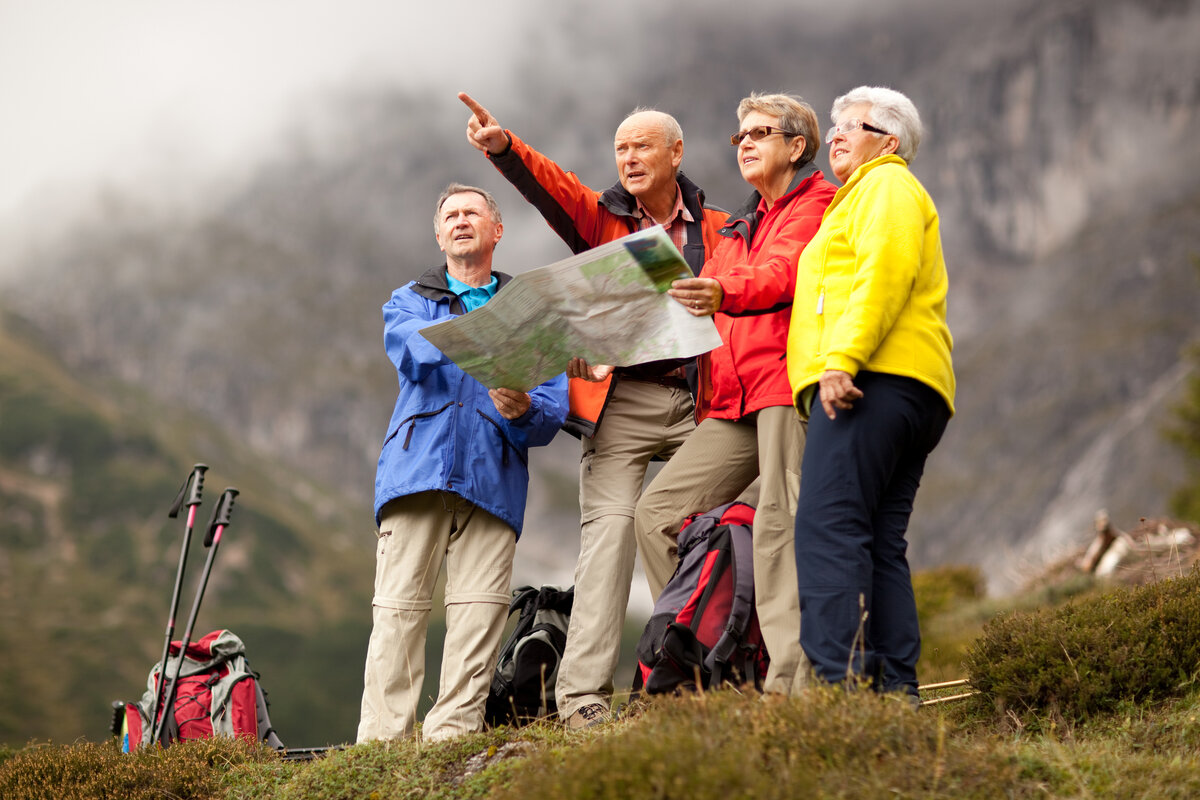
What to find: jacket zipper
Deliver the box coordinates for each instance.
[382,401,456,450]
[475,409,528,468]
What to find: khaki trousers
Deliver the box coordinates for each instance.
[555,379,694,719]
[633,405,809,695]
[357,491,515,743]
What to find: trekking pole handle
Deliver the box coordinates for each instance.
[168,463,209,519]
[204,487,238,547]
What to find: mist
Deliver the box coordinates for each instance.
[1,0,1196,591]
[0,0,974,222]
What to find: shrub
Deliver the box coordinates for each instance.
[0,737,277,800]
[965,566,1200,726]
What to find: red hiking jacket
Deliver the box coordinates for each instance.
[698,164,837,420]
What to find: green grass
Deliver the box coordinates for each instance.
[8,567,1200,798]
[7,688,1200,799]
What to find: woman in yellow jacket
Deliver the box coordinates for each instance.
[785,86,954,704]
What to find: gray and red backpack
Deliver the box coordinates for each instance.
[636,501,768,694]
[114,629,282,751]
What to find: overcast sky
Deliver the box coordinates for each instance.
[0,0,531,216]
[3,0,891,216]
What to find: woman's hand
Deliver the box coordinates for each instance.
[668,277,724,316]
[818,370,863,420]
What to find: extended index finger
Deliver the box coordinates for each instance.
[457,92,492,125]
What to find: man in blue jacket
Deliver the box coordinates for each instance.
[357,183,568,743]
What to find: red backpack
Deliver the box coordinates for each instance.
[116,629,282,751]
[635,502,768,693]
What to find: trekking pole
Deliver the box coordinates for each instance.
[153,487,238,746]
[148,464,207,735]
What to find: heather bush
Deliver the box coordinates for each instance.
[965,567,1200,726]
[0,737,276,800]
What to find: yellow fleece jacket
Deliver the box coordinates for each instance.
[786,155,955,417]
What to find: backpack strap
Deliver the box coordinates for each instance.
[488,587,542,703]
[702,508,757,682]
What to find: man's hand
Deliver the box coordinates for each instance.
[818,369,863,420]
[489,388,531,420]
[567,357,614,382]
[459,92,510,156]
[668,277,723,317]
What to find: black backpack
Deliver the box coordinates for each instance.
[635,501,767,694]
[485,585,574,726]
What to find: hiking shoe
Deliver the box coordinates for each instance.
[565,703,609,731]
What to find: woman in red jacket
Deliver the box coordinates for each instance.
[633,92,836,697]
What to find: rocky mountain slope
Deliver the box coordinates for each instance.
[2,0,1198,601]
[0,312,378,746]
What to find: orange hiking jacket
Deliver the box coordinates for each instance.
[489,131,727,437]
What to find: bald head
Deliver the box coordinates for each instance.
[613,108,685,218]
[617,108,683,148]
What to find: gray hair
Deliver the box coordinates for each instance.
[831,86,923,162]
[433,183,502,233]
[623,107,684,148]
[737,92,820,166]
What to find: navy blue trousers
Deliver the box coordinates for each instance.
[794,372,950,697]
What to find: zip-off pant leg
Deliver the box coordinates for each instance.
[357,492,515,743]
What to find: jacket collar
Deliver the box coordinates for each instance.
[719,161,820,242]
[411,264,514,313]
[598,170,708,222]
[832,154,908,202]
[598,171,714,275]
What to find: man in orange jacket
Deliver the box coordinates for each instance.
[460,92,726,729]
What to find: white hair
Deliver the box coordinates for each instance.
[831,86,923,163]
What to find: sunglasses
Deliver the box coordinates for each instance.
[729,125,800,146]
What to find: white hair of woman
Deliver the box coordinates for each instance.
[831,86,923,163]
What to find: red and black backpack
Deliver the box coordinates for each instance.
[635,501,768,694]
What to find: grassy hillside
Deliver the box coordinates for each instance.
[0,309,657,750]
[5,563,1200,799]
[0,311,378,748]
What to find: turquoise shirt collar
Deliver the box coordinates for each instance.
[445,272,499,313]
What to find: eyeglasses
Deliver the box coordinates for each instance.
[729,125,800,146]
[825,118,892,143]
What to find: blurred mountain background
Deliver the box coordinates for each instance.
[1,0,1198,748]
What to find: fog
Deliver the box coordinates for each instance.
[0,0,550,215]
[1,0,929,220]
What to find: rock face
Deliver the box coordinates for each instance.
[2,0,1199,592]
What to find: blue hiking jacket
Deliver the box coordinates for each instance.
[373,266,568,535]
